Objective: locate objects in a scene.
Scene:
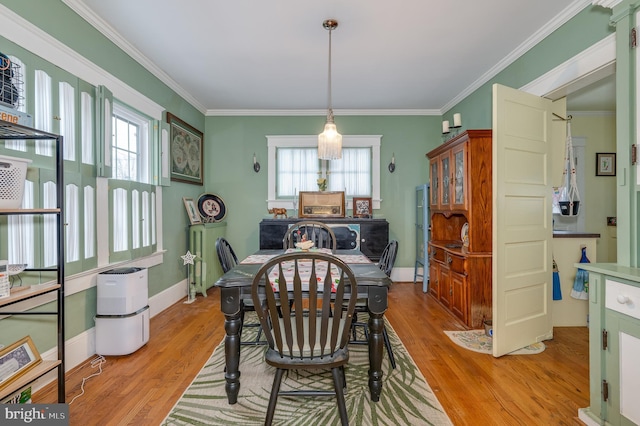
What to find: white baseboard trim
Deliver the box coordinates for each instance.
[391,266,427,284]
[32,279,187,396]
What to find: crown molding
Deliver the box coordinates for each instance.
[0,3,164,119]
[62,0,205,113]
[205,108,440,117]
[442,0,593,113]
[592,0,623,8]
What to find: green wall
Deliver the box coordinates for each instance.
[204,115,440,267]
[0,0,619,354]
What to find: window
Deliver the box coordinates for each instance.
[112,103,150,183]
[108,102,156,262]
[267,135,381,210]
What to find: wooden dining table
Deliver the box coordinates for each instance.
[214,248,392,405]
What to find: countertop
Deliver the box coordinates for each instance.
[553,231,600,238]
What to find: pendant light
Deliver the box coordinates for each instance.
[318,19,342,160]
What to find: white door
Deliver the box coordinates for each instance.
[492,83,558,357]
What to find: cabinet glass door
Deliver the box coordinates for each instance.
[453,145,466,208]
[430,160,438,206]
[441,155,450,206]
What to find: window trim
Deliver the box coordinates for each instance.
[266,135,381,210]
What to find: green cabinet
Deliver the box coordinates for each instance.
[580,266,640,426]
[188,222,227,298]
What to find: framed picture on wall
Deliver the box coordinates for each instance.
[167,112,204,185]
[596,152,616,176]
[353,197,372,218]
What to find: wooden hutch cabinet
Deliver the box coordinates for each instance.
[427,130,492,328]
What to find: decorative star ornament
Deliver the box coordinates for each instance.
[181,250,196,265]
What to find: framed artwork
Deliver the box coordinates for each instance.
[0,336,42,390]
[182,197,202,225]
[167,112,204,185]
[596,152,616,176]
[353,197,372,218]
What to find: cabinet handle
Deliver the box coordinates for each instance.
[447,255,452,264]
[617,294,630,304]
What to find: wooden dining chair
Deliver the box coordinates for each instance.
[251,252,358,426]
[215,237,265,346]
[350,240,398,369]
[283,220,337,252]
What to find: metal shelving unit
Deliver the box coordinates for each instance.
[0,119,65,403]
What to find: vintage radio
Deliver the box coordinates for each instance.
[299,191,345,218]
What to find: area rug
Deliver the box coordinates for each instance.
[444,330,545,355]
[163,314,452,425]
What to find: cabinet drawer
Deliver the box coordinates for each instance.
[429,245,446,263]
[606,279,640,320]
[447,253,466,274]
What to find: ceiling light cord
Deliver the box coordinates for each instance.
[327,26,333,123]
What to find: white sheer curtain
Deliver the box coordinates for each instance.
[84,185,95,258]
[142,191,150,247]
[329,148,371,196]
[277,148,319,197]
[81,91,94,165]
[59,81,75,161]
[43,181,57,267]
[113,188,128,252]
[131,189,140,250]
[7,181,34,267]
[5,55,26,151]
[34,70,53,156]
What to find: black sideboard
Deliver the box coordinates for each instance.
[259,218,389,261]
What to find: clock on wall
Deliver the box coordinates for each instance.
[197,193,227,222]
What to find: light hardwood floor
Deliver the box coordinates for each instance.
[37,282,589,425]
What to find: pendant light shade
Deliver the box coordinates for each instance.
[318,19,342,160]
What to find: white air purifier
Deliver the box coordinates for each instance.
[96,267,150,355]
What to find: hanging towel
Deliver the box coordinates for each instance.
[571,246,590,300]
[552,258,562,300]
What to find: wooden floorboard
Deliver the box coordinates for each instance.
[35,282,589,425]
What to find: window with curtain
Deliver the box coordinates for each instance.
[267,135,381,210]
[43,181,57,267]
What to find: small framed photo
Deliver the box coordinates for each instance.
[0,336,42,390]
[353,197,372,218]
[167,112,204,185]
[596,152,616,176]
[183,197,202,225]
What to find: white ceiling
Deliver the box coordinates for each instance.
[66,0,611,115]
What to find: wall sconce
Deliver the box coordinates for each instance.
[388,153,396,173]
[253,153,260,173]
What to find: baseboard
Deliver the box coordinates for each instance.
[33,279,187,395]
[391,266,427,284]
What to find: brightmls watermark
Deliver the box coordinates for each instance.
[1,405,68,425]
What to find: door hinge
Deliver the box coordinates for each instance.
[602,329,608,350]
[602,380,609,402]
[632,144,637,165]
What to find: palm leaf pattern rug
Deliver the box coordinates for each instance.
[163,313,452,425]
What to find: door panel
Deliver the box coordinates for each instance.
[492,83,555,357]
